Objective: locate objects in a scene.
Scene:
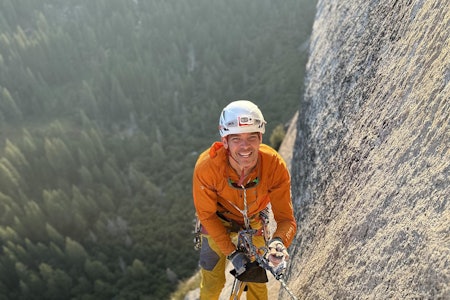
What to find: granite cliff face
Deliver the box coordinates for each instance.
[288,0,449,299]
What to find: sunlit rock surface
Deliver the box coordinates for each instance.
[288,0,449,299]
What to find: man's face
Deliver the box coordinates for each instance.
[222,132,262,170]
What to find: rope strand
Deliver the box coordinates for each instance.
[226,185,250,229]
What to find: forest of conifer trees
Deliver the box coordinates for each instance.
[0,0,316,298]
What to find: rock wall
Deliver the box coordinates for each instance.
[288,0,449,299]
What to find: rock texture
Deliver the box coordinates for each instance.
[278,111,299,171]
[288,0,449,299]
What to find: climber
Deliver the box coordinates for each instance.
[192,100,297,300]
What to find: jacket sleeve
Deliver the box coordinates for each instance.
[268,154,297,247]
[192,158,236,256]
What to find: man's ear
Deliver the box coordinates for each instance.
[221,137,228,149]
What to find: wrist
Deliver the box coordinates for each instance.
[270,237,283,244]
[227,250,237,260]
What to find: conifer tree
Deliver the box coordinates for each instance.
[39,263,73,300]
[18,269,45,300]
[78,81,98,118]
[20,129,38,156]
[0,87,23,122]
[0,225,19,244]
[44,137,77,181]
[0,158,22,195]
[45,223,64,248]
[84,259,109,282]
[72,186,98,224]
[65,237,88,270]
[4,139,29,174]
[20,201,46,242]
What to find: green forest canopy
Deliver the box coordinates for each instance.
[0,0,316,299]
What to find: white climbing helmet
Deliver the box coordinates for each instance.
[218,100,266,137]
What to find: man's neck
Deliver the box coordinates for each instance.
[228,157,257,180]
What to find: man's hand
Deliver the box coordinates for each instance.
[227,250,250,276]
[267,238,289,267]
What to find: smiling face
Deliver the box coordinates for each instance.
[222,132,262,172]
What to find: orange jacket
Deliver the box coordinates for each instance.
[193,142,297,255]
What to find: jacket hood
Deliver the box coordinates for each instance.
[209,141,225,158]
